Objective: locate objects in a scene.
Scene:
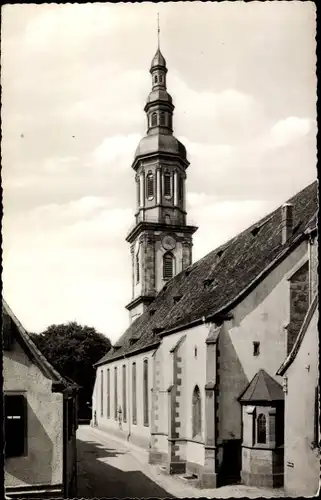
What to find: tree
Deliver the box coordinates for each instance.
[31,322,111,420]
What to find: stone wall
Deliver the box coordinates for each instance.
[287,261,309,354]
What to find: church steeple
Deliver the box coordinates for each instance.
[145,47,174,137]
[125,42,198,323]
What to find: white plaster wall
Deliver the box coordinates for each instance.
[218,241,308,442]
[157,323,208,465]
[4,340,63,488]
[284,306,319,496]
[95,350,154,447]
[186,441,205,466]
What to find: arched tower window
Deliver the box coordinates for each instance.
[146,172,154,200]
[164,172,171,198]
[143,359,149,426]
[155,75,158,84]
[178,176,184,202]
[136,253,140,283]
[192,385,202,438]
[137,179,140,206]
[159,74,163,83]
[257,414,266,444]
[163,252,174,280]
[151,112,157,127]
[160,112,166,126]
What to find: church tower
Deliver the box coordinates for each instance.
[126,45,198,322]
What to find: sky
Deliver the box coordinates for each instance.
[1,2,317,343]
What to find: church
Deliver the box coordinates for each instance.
[92,46,319,492]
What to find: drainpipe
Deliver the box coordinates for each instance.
[123,353,131,442]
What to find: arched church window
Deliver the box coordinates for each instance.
[155,75,158,84]
[132,362,137,425]
[100,369,104,417]
[192,385,202,438]
[164,172,171,197]
[151,112,157,127]
[164,214,171,225]
[159,74,163,83]
[114,366,118,420]
[107,369,110,418]
[160,112,166,126]
[163,252,174,280]
[136,253,140,283]
[143,359,149,426]
[257,414,266,444]
[146,172,154,199]
[122,364,127,423]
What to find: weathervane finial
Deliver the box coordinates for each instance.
[157,12,160,49]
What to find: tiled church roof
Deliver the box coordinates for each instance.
[96,180,318,366]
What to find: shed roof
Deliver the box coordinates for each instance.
[96,180,318,366]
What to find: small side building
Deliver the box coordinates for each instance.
[2,300,78,499]
[277,229,319,497]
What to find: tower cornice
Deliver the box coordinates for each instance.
[126,220,198,244]
[132,150,190,171]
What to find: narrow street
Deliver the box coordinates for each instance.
[76,426,285,499]
[76,426,174,499]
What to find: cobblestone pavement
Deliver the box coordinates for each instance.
[77,425,285,499]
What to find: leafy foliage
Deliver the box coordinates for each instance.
[31,322,111,419]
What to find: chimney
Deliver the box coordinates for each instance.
[281,203,293,244]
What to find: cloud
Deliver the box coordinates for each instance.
[170,75,263,143]
[189,195,277,260]
[92,134,141,167]
[268,116,314,148]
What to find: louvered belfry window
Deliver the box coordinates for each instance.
[146,173,154,199]
[163,252,174,280]
[4,394,27,458]
[151,112,157,126]
[178,176,184,202]
[136,253,140,283]
[160,112,166,126]
[164,173,171,197]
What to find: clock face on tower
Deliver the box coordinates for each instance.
[162,234,176,251]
